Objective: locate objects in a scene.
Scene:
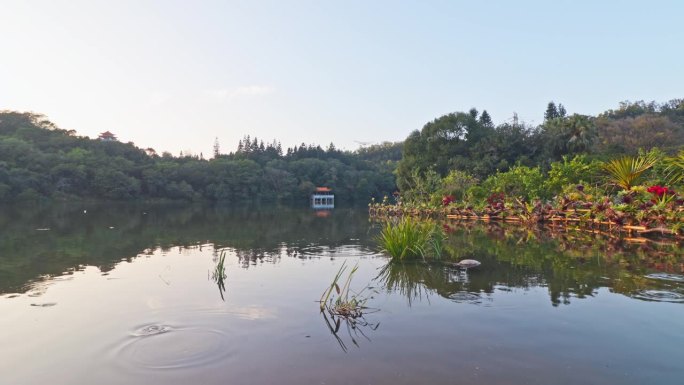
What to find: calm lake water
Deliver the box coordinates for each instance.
[1,204,683,385]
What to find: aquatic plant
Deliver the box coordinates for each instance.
[319,262,379,352]
[320,306,379,353]
[211,251,228,300]
[377,218,445,260]
[319,261,375,318]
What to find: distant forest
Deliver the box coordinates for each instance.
[0,112,400,202]
[1,98,682,203]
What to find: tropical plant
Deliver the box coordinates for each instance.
[664,150,684,185]
[602,154,657,190]
[564,114,597,153]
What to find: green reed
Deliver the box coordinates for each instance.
[319,261,374,318]
[377,218,445,261]
[211,251,228,300]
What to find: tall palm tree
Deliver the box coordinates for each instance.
[565,115,597,153]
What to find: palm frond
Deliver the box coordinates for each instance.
[603,154,657,190]
[664,151,684,185]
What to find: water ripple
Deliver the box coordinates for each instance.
[116,324,234,371]
[645,273,684,283]
[448,291,482,304]
[631,290,684,303]
[131,324,172,337]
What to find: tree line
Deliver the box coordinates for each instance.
[0,111,400,202]
[397,99,684,191]
[3,98,681,203]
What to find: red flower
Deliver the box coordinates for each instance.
[647,185,672,198]
[442,195,455,206]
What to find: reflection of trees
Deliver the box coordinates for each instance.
[3,203,683,305]
[376,223,684,306]
[0,203,377,294]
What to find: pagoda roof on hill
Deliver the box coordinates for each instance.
[98,131,118,140]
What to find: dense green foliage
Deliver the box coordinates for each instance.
[397,99,684,193]
[395,99,684,204]
[0,111,398,202]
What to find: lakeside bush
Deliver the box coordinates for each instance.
[371,150,684,237]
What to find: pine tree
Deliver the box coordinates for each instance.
[558,103,567,118]
[213,137,220,157]
[479,110,493,127]
[544,102,559,121]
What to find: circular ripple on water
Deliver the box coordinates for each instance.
[645,273,684,283]
[117,325,233,371]
[132,324,172,337]
[448,291,482,304]
[631,290,684,303]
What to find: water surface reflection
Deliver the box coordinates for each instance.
[1,204,684,384]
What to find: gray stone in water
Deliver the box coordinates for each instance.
[456,259,481,269]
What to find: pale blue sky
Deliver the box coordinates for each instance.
[1,0,682,156]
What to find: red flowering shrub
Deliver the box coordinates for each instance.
[486,192,505,206]
[647,185,671,197]
[442,195,455,206]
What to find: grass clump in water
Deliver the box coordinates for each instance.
[319,262,379,352]
[377,218,445,261]
[211,250,228,300]
[319,262,374,318]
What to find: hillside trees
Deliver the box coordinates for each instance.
[0,111,397,203]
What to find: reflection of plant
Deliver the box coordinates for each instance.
[603,154,657,190]
[376,261,436,306]
[320,309,379,353]
[211,251,228,300]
